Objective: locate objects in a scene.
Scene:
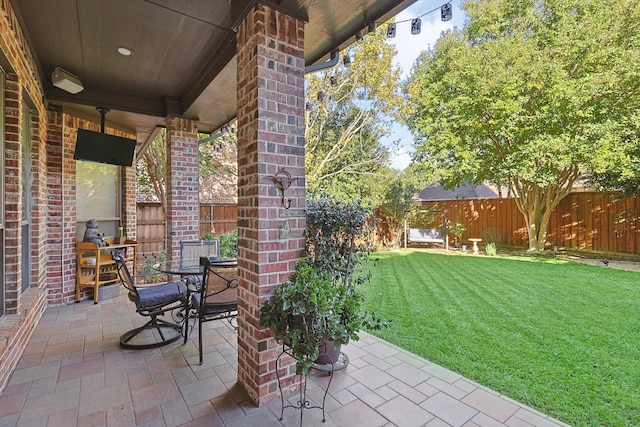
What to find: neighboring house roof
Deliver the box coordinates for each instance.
[413,181,499,201]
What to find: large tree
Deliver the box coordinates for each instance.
[305,28,402,204]
[377,176,417,248]
[403,0,640,251]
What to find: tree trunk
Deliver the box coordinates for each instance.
[510,166,579,252]
[523,203,552,251]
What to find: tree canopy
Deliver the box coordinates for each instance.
[305,28,403,205]
[403,0,640,250]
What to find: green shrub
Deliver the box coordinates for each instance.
[483,228,502,249]
[260,196,388,375]
[219,230,238,257]
[449,222,467,248]
[485,242,497,256]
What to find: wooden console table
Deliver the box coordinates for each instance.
[76,239,137,304]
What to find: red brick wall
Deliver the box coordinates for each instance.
[0,0,50,394]
[166,116,200,259]
[0,0,138,395]
[235,3,306,405]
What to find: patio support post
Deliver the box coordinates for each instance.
[166,117,200,260]
[121,162,137,242]
[235,3,307,406]
[46,110,67,305]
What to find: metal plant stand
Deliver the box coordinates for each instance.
[276,347,335,426]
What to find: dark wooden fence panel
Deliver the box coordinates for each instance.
[136,202,166,258]
[199,203,237,235]
[419,192,640,255]
[136,202,238,259]
[427,198,529,247]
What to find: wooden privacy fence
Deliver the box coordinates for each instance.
[139,193,639,256]
[136,202,167,258]
[136,202,238,258]
[200,203,237,236]
[418,192,640,255]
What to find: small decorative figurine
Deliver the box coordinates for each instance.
[83,219,108,247]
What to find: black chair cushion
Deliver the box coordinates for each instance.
[137,281,187,309]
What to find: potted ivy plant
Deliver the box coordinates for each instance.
[259,259,359,375]
[259,196,387,375]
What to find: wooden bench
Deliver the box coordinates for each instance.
[408,228,446,246]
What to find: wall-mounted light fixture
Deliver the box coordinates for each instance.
[51,67,84,94]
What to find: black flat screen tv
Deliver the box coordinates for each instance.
[74,129,136,167]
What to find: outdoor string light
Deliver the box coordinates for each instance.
[385,1,453,38]
[319,1,452,88]
[387,23,396,37]
[411,18,422,35]
[441,3,452,21]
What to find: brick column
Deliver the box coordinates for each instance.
[4,73,22,314]
[46,110,65,305]
[236,3,306,405]
[166,117,200,259]
[121,161,137,242]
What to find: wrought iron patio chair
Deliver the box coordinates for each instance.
[111,249,190,349]
[187,256,238,364]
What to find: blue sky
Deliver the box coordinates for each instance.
[383,0,466,170]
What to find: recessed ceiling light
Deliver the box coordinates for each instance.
[117,47,134,56]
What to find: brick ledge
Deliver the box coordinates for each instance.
[0,287,47,395]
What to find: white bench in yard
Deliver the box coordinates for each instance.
[408,228,447,247]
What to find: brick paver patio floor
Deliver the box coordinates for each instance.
[0,294,570,427]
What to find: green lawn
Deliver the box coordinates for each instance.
[362,250,640,427]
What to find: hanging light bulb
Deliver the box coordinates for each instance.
[411,18,421,35]
[441,3,452,22]
[386,23,396,38]
[317,91,325,101]
[343,52,352,66]
[355,29,364,41]
[330,76,338,86]
[368,21,378,33]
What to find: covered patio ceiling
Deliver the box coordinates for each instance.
[10,0,417,151]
